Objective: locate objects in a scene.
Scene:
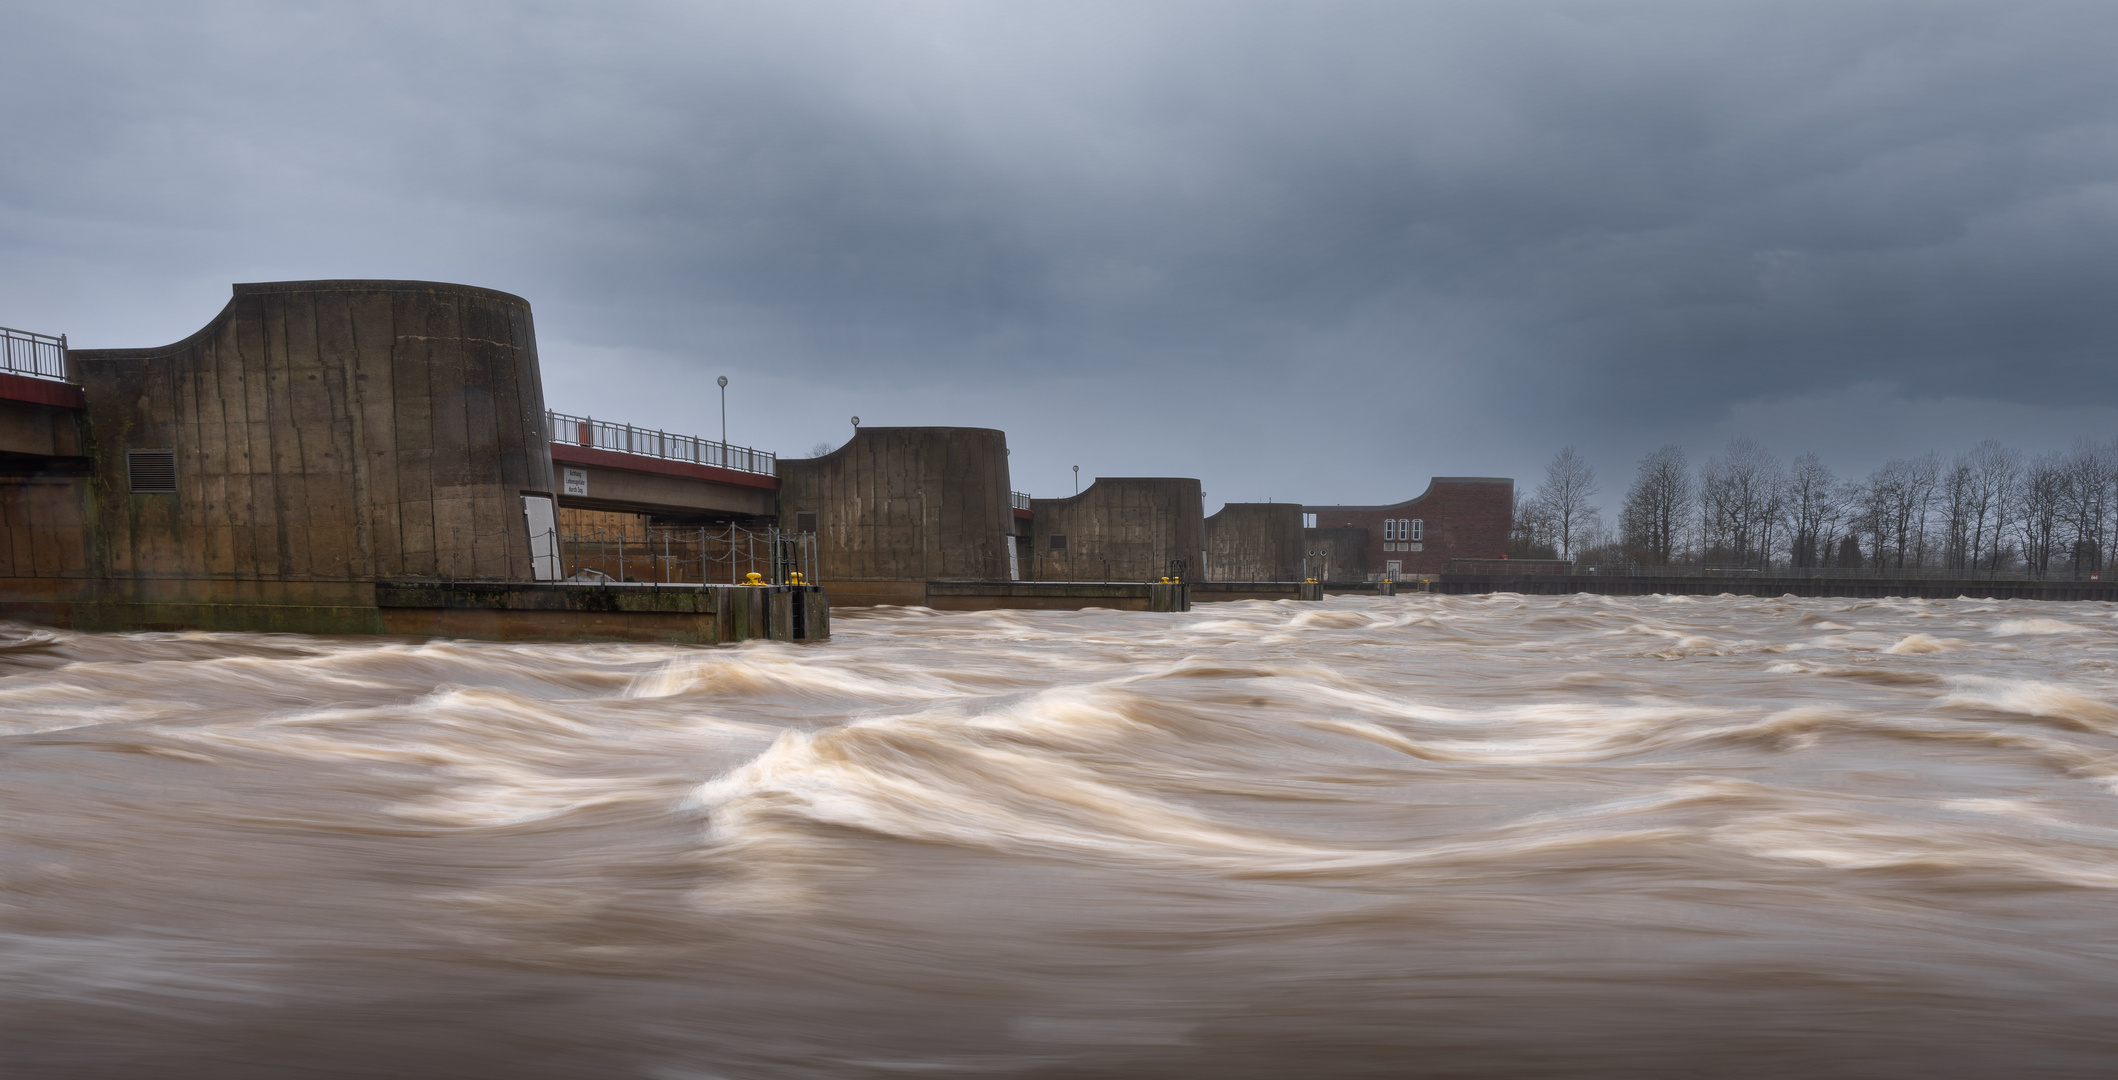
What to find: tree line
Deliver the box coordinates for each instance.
[1509,438,2118,578]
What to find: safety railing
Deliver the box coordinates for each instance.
[547,411,774,476]
[1011,491,1032,511]
[530,524,818,586]
[1,326,67,381]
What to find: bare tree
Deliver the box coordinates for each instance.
[2014,452,2067,580]
[1941,458,1977,570]
[1508,489,1559,559]
[1533,447,1600,561]
[1781,453,1841,569]
[1862,452,1941,569]
[1962,440,2021,572]
[2059,438,2117,576]
[1698,439,1783,567]
[1620,445,1692,566]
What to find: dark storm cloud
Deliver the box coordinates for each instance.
[3,1,2114,497]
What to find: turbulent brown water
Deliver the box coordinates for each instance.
[5,595,2118,1078]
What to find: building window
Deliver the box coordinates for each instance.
[1049,534,1068,551]
[795,512,818,533]
[1407,519,1423,542]
[1383,519,1398,542]
[1303,513,1317,528]
[127,449,177,493]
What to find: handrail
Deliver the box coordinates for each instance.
[546,410,775,476]
[1011,490,1032,511]
[0,326,67,381]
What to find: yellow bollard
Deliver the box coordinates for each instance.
[744,572,764,586]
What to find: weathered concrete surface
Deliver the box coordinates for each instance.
[0,478,93,585]
[375,582,828,643]
[0,591,389,635]
[551,443,775,521]
[68,280,555,587]
[1438,575,2118,601]
[1205,502,1303,582]
[1189,582,1304,602]
[1307,477,1513,576]
[775,427,1015,583]
[816,580,930,607]
[1299,526,1369,582]
[924,580,1187,612]
[1027,477,1204,582]
[1188,581,1408,603]
[0,581,834,641]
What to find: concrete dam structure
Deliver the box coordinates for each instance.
[1,277,1525,633]
[775,426,1016,607]
[0,281,823,642]
[1025,477,1206,584]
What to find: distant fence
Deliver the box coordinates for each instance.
[1,326,66,381]
[1436,573,2118,602]
[1559,563,2110,583]
[547,410,774,476]
[1448,559,1572,576]
[534,524,818,585]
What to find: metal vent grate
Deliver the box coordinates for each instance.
[795,512,818,533]
[128,449,177,493]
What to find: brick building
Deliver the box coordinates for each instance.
[1303,477,1513,578]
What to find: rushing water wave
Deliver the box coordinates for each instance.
[5,594,2118,1077]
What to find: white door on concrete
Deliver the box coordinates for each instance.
[522,495,560,581]
[1008,538,1020,581]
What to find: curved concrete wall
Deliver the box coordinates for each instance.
[1027,477,1204,582]
[1205,502,1304,581]
[69,280,553,593]
[774,427,1014,592]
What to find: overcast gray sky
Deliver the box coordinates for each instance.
[5,1,2114,510]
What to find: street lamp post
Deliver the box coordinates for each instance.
[717,376,728,449]
[1073,465,1079,495]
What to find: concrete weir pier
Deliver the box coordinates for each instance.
[376,582,828,644]
[0,279,832,642]
[926,580,1190,612]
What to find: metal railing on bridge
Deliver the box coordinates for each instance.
[1011,491,1032,511]
[547,410,775,476]
[1,326,67,381]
